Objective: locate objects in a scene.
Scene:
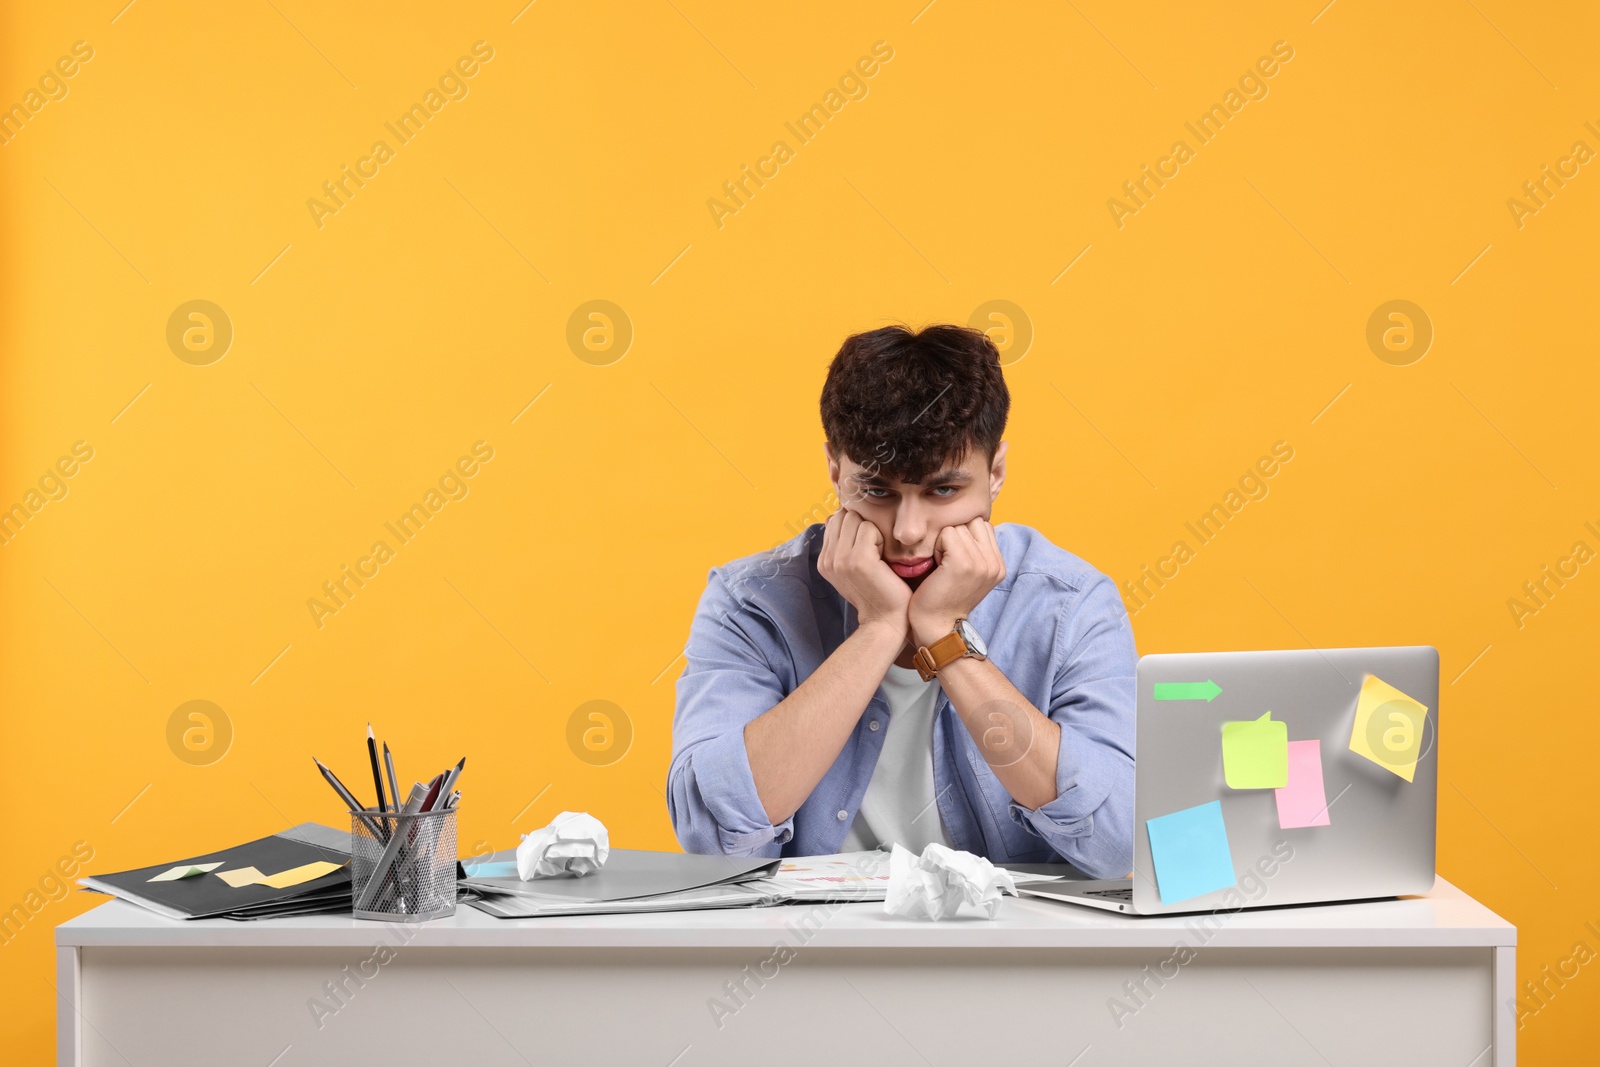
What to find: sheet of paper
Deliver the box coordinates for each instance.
[1348,674,1427,781]
[1221,711,1288,788]
[216,866,266,888]
[1275,739,1331,828]
[147,862,223,882]
[1146,800,1236,906]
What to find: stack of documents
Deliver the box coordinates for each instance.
[78,824,354,921]
[460,849,781,918]
[461,849,1072,919]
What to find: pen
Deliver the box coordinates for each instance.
[357,780,430,912]
[366,724,388,815]
[418,773,445,813]
[383,743,400,816]
[439,757,466,800]
[312,757,388,841]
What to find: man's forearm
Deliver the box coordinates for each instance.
[744,620,906,825]
[935,654,1062,809]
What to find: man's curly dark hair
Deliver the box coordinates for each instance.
[819,323,1010,484]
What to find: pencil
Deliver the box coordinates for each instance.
[313,757,388,840]
[439,756,466,799]
[366,724,388,815]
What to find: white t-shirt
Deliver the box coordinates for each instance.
[839,664,953,853]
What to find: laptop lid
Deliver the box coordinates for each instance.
[1131,646,1438,915]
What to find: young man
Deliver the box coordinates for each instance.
[667,324,1136,877]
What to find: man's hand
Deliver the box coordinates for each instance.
[818,509,911,635]
[908,517,1005,646]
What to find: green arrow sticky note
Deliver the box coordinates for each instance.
[1153,680,1222,702]
[1221,712,1288,789]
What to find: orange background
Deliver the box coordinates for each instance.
[3,1,1597,1062]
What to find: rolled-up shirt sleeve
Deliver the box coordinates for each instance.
[667,568,795,857]
[1007,576,1137,878]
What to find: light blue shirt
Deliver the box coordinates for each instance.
[667,522,1137,878]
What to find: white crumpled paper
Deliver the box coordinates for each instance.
[884,842,1018,920]
[516,811,610,880]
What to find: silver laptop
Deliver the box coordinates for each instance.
[1018,646,1438,915]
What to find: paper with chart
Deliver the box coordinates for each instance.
[765,851,1064,903]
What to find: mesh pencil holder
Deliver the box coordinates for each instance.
[349,807,458,922]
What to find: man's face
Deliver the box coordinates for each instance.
[827,442,1007,586]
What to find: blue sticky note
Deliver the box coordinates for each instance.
[1146,800,1236,905]
[463,860,519,879]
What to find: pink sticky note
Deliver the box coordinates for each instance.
[1274,740,1331,829]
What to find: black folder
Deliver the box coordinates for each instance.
[77,823,352,920]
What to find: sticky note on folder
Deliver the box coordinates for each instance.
[216,866,267,888]
[463,860,518,879]
[216,861,343,889]
[147,862,223,882]
[1221,712,1288,788]
[1348,675,1428,782]
[1275,740,1331,828]
[258,860,343,888]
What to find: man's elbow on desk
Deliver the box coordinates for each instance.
[1010,788,1134,879]
[666,763,791,859]
[1058,835,1134,881]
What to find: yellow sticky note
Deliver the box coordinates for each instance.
[1349,675,1428,782]
[216,861,343,889]
[1221,712,1288,788]
[257,861,342,888]
[216,866,266,888]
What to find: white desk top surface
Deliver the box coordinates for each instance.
[59,877,1512,950]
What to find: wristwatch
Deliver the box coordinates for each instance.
[912,619,988,681]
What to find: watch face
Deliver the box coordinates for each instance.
[957,619,987,658]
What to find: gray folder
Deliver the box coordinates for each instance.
[460,848,778,903]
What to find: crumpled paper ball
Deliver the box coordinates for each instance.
[516,811,610,879]
[884,842,1017,920]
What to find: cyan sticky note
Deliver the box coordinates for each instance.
[463,860,518,879]
[1146,800,1236,905]
[1221,711,1289,789]
[1275,739,1331,829]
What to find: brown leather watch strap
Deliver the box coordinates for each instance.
[913,629,971,682]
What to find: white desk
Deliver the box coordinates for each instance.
[57,877,1515,1066]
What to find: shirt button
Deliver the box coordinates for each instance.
[836,810,848,821]
[868,720,881,732]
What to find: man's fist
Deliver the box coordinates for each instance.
[909,517,1005,646]
[818,509,912,634]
